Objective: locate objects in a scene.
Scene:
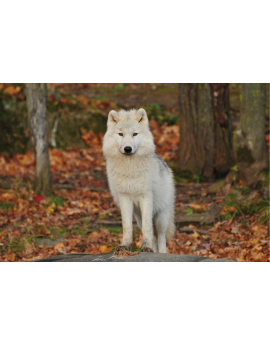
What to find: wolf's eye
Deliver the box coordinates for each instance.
[118,133,123,136]
[133,133,138,136]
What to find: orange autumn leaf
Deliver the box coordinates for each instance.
[99,245,110,253]
[250,237,260,244]
[60,97,75,105]
[54,242,65,251]
[3,85,22,95]
[190,203,206,211]
[7,253,16,261]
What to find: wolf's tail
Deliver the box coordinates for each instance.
[165,215,176,242]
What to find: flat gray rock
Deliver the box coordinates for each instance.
[35,237,64,248]
[35,253,234,262]
[175,204,221,225]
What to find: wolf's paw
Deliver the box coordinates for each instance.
[141,247,154,253]
[114,245,132,254]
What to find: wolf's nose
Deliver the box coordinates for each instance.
[124,146,132,153]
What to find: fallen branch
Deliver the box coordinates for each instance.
[178,227,209,235]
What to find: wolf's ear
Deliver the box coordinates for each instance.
[107,110,119,127]
[135,108,148,126]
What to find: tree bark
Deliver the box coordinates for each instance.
[211,83,234,176]
[234,83,268,185]
[26,83,52,196]
[197,83,215,180]
[177,83,215,180]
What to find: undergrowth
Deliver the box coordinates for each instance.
[223,193,270,225]
[168,162,205,183]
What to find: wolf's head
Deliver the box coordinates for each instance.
[102,108,155,158]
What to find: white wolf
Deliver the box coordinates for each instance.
[102,108,175,253]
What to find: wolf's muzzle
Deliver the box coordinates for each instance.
[124,146,132,154]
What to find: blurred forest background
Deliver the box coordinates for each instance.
[0,83,269,261]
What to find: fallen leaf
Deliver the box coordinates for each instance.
[66,208,84,215]
[7,253,16,261]
[3,85,22,95]
[47,202,56,214]
[34,195,44,202]
[99,245,110,253]
[231,226,240,234]
[201,243,211,250]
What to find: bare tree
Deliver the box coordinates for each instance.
[26,83,52,196]
[234,83,268,185]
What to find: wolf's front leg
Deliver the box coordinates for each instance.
[115,194,134,253]
[139,193,154,252]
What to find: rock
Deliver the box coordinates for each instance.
[34,252,235,262]
[95,219,122,226]
[176,204,221,225]
[35,237,65,248]
[80,216,92,223]
[208,180,226,193]
[0,179,11,189]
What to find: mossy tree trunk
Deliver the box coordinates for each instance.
[211,83,234,177]
[26,83,52,196]
[234,83,268,185]
[177,83,215,180]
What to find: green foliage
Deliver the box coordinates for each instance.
[185,208,193,216]
[241,186,250,195]
[231,165,238,172]
[46,195,65,207]
[107,227,122,234]
[224,193,270,225]
[169,162,205,183]
[7,238,25,254]
[132,245,141,252]
[146,102,178,126]
[149,103,163,121]
[0,202,14,212]
[241,199,270,224]
[0,87,29,155]
[174,176,185,183]
[98,213,110,219]
[113,84,125,92]
[262,171,269,187]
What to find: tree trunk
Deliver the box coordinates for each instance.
[26,83,52,196]
[177,83,215,180]
[234,83,268,185]
[211,83,234,176]
[197,83,215,180]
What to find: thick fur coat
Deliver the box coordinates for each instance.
[102,108,175,253]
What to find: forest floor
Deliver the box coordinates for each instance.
[0,119,269,262]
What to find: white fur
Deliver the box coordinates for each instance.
[102,108,175,253]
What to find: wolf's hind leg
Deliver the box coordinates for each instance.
[154,212,169,253]
[152,235,158,253]
[116,194,133,252]
[134,206,142,229]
